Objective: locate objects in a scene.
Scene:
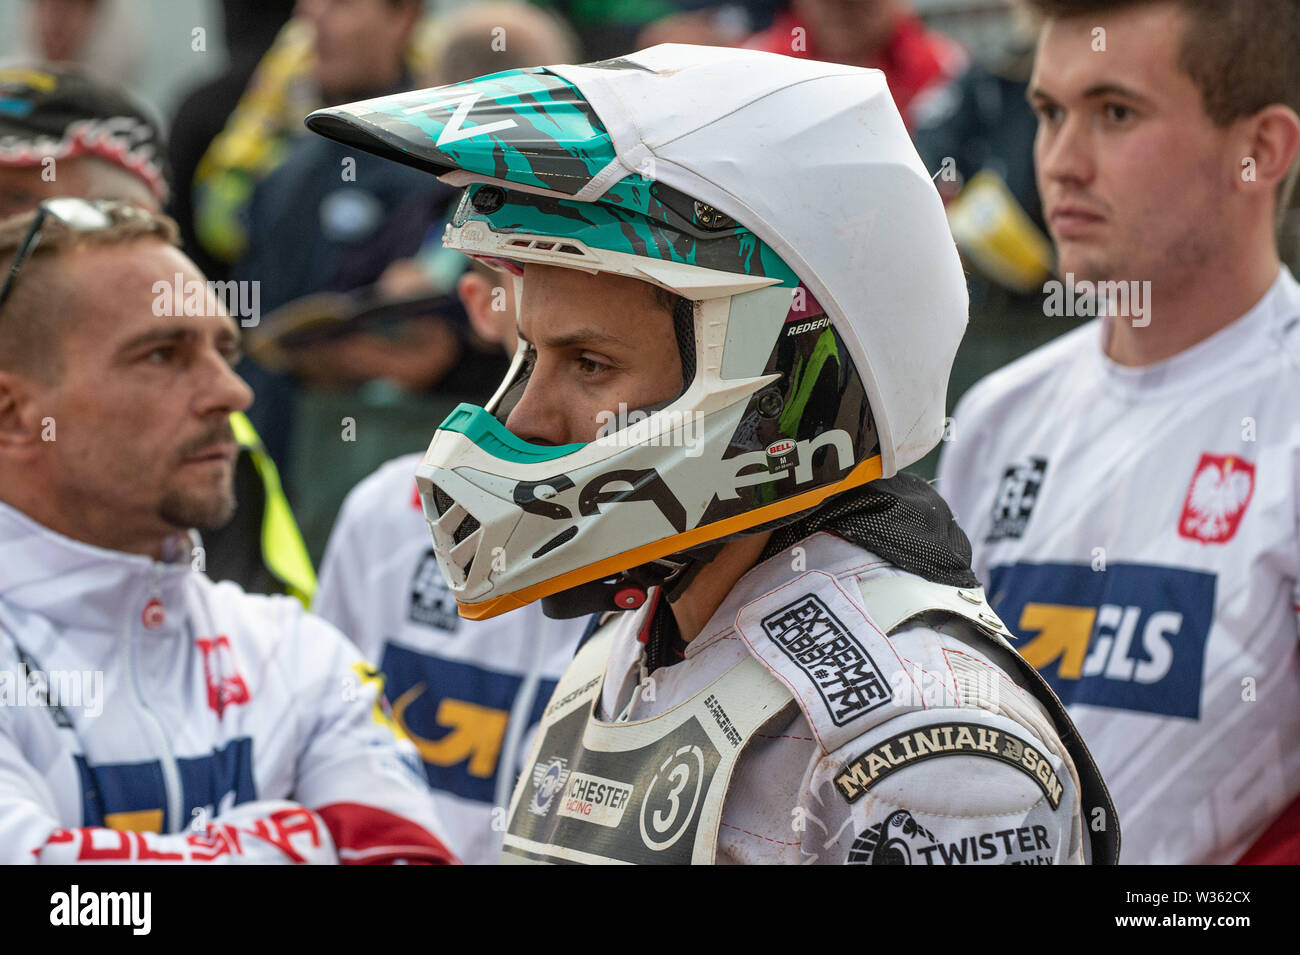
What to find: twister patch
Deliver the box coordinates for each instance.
[846,809,1058,865]
[834,722,1064,809]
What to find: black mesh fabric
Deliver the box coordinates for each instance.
[430,484,480,545]
[758,472,980,588]
[454,514,480,545]
[431,484,453,516]
[672,296,695,393]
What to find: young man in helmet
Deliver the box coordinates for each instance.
[308,44,1118,864]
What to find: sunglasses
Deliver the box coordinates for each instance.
[0,197,119,312]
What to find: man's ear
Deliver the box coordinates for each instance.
[395,0,422,46]
[458,271,496,342]
[1237,104,1300,198]
[0,370,49,460]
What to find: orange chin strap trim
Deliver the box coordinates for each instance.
[456,454,885,621]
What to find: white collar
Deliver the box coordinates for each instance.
[1094,266,1300,396]
[0,500,194,637]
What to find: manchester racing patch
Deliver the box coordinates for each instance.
[834,722,1064,809]
[556,771,634,828]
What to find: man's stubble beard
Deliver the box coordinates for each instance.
[161,421,241,532]
[159,480,238,533]
[1060,205,1216,291]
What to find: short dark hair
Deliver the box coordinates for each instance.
[1021,0,1300,127]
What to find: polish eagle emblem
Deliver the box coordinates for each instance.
[1178,454,1255,544]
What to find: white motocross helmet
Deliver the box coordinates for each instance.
[307,44,968,620]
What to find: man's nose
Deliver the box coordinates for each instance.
[197,351,254,417]
[1037,115,1095,189]
[503,376,572,447]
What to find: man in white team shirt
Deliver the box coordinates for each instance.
[938,0,1300,864]
[314,259,587,864]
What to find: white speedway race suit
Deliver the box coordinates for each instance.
[314,454,586,864]
[0,501,455,864]
[937,267,1300,864]
[501,531,1118,865]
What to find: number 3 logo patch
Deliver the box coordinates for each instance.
[639,744,705,851]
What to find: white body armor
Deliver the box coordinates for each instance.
[502,533,1118,864]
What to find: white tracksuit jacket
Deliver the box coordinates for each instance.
[0,501,455,864]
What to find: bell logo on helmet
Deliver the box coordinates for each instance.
[765,439,798,472]
[721,429,855,501]
[471,186,507,214]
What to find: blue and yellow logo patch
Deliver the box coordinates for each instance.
[988,562,1216,719]
[380,643,556,803]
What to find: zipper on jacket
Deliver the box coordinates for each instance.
[124,570,184,833]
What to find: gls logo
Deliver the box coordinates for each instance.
[513,429,855,534]
[988,561,1216,718]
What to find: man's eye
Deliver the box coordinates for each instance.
[576,354,611,376]
[1035,102,1063,124]
[1104,103,1134,123]
[145,346,177,365]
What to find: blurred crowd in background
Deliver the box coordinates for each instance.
[2,0,1295,583]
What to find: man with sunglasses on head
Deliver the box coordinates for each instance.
[0,64,317,606]
[0,199,455,864]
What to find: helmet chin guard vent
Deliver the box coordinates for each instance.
[453,513,481,546]
[430,483,483,581]
[432,485,481,544]
[431,483,454,519]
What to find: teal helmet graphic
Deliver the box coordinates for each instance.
[307,45,968,620]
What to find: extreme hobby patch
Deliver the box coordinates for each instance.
[834,722,1064,809]
[758,594,891,726]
